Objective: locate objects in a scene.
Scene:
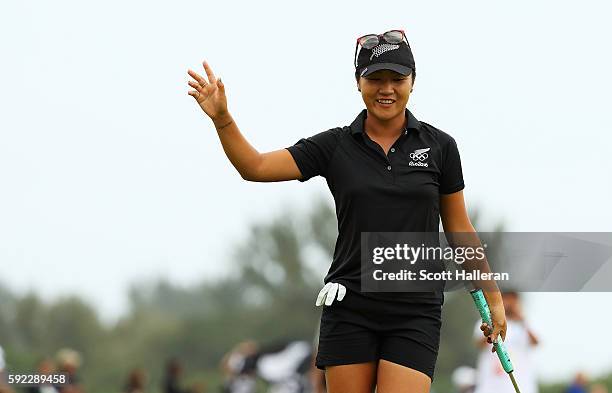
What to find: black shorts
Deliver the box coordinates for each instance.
[315,288,443,381]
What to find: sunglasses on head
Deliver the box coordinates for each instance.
[354,29,407,68]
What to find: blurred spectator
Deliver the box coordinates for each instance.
[308,323,326,393]
[26,358,59,393]
[0,384,14,393]
[308,355,325,393]
[590,384,608,393]
[163,358,188,393]
[0,345,5,383]
[221,339,313,393]
[0,345,14,393]
[189,382,206,393]
[474,291,539,393]
[124,368,146,393]
[451,366,476,393]
[566,373,589,393]
[56,348,83,393]
[255,340,311,393]
[220,341,258,393]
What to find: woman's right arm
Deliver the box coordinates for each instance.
[187,61,302,182]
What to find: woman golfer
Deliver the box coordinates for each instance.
[187,29,507,393]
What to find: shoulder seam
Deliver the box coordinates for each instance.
[325,127,347,177]
[419,121,442,134]
[419,121,456,143]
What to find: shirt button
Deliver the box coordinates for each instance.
[390,148,395,153]
[387,165,392,171]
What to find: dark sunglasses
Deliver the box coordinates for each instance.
[354,29,407,68]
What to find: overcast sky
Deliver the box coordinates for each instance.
[1,0,611,383]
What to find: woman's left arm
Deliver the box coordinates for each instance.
[440,190,508,346]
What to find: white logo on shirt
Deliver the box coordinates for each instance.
[409,147,430,167]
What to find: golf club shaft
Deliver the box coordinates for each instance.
[509,372,521,393]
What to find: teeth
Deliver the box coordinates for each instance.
[377,99,394,104]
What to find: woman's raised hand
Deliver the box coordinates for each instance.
[187,61,229,122]
[186,60,302,182]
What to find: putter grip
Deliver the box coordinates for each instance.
[470,289,514,373]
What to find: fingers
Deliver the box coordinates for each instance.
[316,283,347,306]
[315,283,347,306]
[316,283,332,306]
[481,322,495,346]
[480,321,505,353]
[187,62,222,104]
[187,82,204,102]
[187,69,208,86]
[188,80,204,92]
[325,283,339,306]
[217,78,225,94]
[203,61,217,85]
[491,325,503,345]
[480,323,492,336]
[337,284,346,301]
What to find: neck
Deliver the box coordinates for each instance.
[364,109,406,138]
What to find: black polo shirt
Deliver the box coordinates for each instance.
[286,108,464,303]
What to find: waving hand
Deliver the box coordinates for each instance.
[187,61,228,122]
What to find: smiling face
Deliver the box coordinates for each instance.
[357,69,413,122]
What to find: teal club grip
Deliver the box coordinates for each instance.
[470,288,514,374]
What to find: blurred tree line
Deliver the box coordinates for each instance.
[1,199,609,393]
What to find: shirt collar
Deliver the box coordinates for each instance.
[350,108,421,136]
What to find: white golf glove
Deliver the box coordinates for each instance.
[315,282,347,306]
